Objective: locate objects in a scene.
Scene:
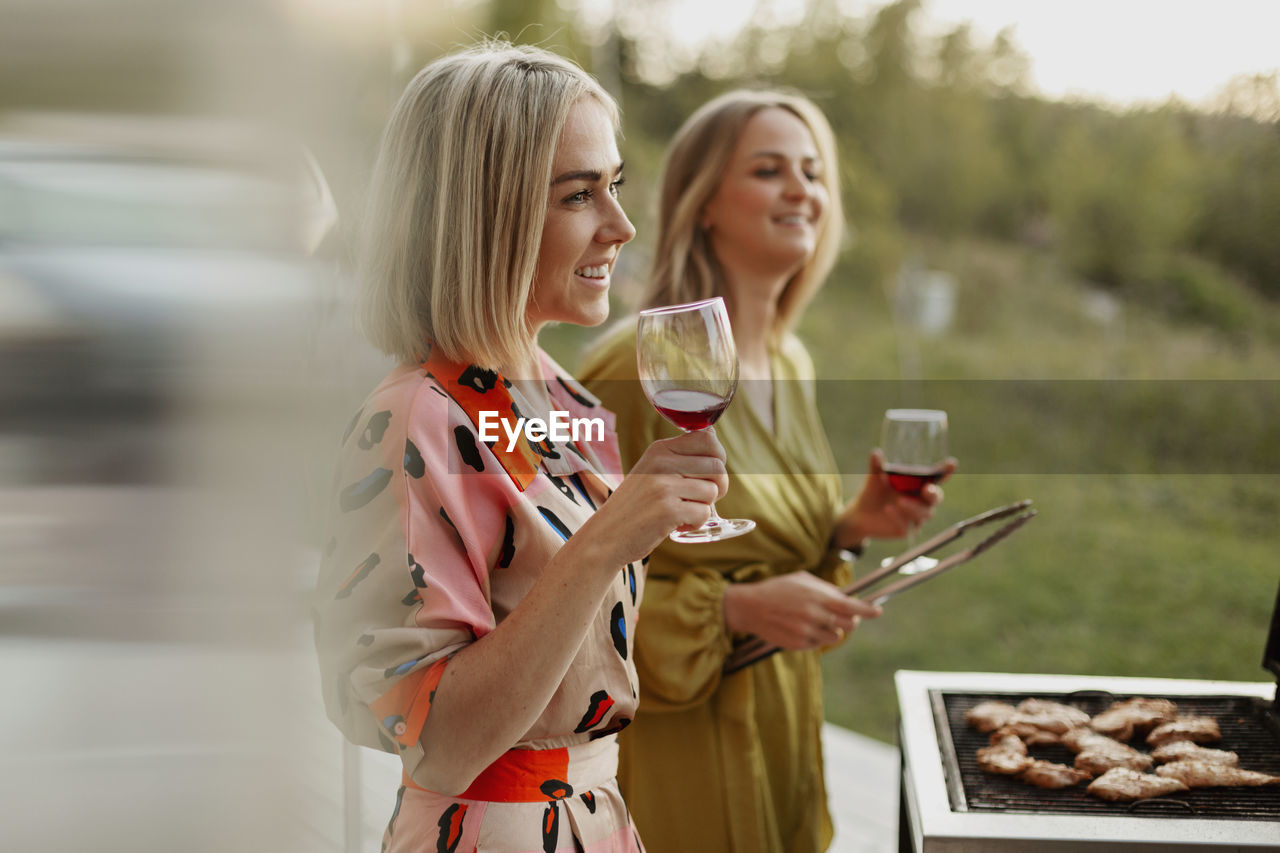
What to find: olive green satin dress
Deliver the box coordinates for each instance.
[579,325,852,853]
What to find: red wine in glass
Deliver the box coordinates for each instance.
[637,297,755,543]
[883,463,949,497]
[650,389,732,432]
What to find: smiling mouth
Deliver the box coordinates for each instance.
[574,264,610,279]
[775,214,811,226]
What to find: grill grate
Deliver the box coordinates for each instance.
[935,690,1280,821]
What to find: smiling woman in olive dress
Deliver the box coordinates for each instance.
[580,90,951,853]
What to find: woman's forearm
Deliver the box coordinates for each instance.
[413,531,620,795]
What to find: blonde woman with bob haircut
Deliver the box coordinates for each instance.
[580,90,953,852]
[314,42,728,853]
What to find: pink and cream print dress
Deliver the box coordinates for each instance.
[313,348,645,853]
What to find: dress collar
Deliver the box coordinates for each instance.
[421,347,619,492]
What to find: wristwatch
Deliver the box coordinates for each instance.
[837,541,865,562]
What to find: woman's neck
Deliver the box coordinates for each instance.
[495,352,553,415]
[723,270,788,377]
[495,341,543,382]
[721,269,788,434]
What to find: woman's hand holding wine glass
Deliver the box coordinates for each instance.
[636,297,755,543]
[582,428,729,567]
[879,408,953,573]
[836,449,950,542]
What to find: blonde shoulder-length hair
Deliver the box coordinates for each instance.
[360,42,617,370]
[640,89,843,340]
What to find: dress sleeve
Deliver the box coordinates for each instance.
[313,382,502,760]
[630,568,734,710]
[813,548,853,588]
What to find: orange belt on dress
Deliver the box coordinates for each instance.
[402,737,618,803]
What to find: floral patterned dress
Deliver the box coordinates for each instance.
[313,348,646,853]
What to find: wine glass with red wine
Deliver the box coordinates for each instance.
[881,409,949,574]
[637,297,755,543]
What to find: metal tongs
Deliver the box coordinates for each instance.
[723,500,1037,675]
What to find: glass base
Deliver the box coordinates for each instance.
[669,516,755,543]
[882,554,939,575]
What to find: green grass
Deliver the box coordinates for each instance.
[804,238,1280,743]
[823,474,1278,743]
[546,236,1280,745]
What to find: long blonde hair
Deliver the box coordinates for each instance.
[360,42,618,369]
[641,89,843,340]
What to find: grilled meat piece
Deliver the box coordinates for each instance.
[1086,767,1188,802]
[1061,728,1127,753]
[995,722,1062,745]
[986,730,1029,751]
[1009,712,1079,735]
[1019,760,1091,789]
[1061,727,1150,762]
[1089,697,1179,741]
[1146,716,1222,747]
[965,700,1018,732]
[1015,699,1092,730]
[1155,760,1280,788]
[977,732,1033,775]
[979,750,1033,775]
[966,698,1081,740]
[1151,740,1238,766]
[1059,727,1153,775]
[1075,748,1154,776]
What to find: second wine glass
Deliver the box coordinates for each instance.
[881,408,949,574]
[637,297,755,543]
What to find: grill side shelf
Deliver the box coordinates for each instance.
[928,688,969,812]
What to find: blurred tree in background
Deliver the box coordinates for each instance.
[1046,106,1199,287]
[7,0,1272,315]
[546,0,1277,329]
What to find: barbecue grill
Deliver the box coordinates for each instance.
[894,584,1280,851]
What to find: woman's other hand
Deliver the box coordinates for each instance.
[723,571,881,650]
[834,449,956,547]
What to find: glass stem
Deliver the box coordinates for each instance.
[685,426,726,530]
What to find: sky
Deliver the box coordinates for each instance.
[920,0,1280,105]
[617,0,1280,107]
